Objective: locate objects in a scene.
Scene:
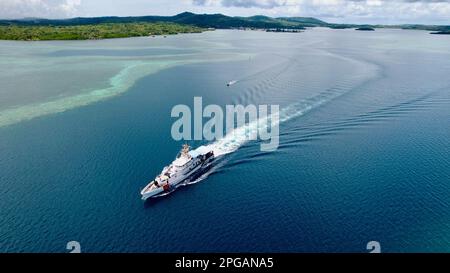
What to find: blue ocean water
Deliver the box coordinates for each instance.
[0,29,449,253]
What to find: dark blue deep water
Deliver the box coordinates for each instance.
[0,29,449,252]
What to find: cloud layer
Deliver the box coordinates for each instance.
[192,0,450,24]
[0,0,448,24]
[194,0,450,9]
[0,0,81,19]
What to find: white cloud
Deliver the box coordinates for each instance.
[0,0,81,19]
[192,0,450,24]
[0,0,448,24]
[59,0,81,14]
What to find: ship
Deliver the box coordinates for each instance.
[140,144,215,201]
[227,80,238,87]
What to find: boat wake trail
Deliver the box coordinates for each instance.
[181,93,345,188]
[279,88,450,149]
[151,92,344,197]
[201,87,355,158]
[169,50,380,191]
[184,54,380,186]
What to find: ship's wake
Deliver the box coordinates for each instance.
[157,87,449,199]
[171,72,378,191]
[202,92,341,157]
[154,50,380,197]
[172,93,345,190]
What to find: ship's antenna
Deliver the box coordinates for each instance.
[182,143,190,153]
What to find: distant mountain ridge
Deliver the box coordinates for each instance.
[0,12,449,32]
[277,17,327,27]
[0,12,308,29]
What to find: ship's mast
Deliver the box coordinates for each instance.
[181,144,191,158]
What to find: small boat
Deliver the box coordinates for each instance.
[227,80,238,87]
[140,144,215,201]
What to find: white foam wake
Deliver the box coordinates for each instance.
[195,97,329,157]
[156,97,333,197]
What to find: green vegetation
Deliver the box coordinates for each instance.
[356,27,375,31]
[266,28,302,33]
[430,31,450,35]
[0,22,204,41]
[327,25,354,29]
[1,12,449,40]
[399,24,450,32]
[0,12,311,31]
[277,17,327,27]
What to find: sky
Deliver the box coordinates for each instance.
[0,0,449,25]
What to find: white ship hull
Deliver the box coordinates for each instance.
[140,163,203,200]
[141,145,214,201]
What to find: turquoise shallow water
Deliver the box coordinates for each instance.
[0,29,449,252]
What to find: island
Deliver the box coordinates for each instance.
[430,31,450,35]
[1,12,449,41]
[328,25,353,29]
[266,28,303,33]
[356,27,375,31]
[0,22,204,41]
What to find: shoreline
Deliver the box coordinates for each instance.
[0,22,207,41]
[1,12,448,41]
[0,30,209,42]
[2,25,447,42]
